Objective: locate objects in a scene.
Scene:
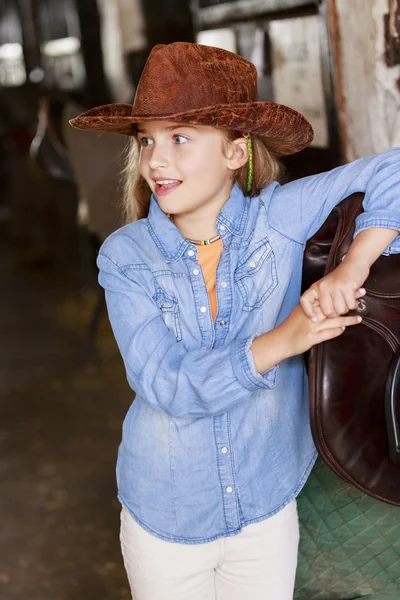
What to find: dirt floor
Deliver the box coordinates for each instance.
[0,226,133,600]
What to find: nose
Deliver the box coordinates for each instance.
[148,142,169,170]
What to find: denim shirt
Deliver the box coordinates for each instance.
[97,148,400,544]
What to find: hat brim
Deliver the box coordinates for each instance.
[69,101,313,156]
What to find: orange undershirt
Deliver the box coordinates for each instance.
[197,239,223,322]
[165,214,223,321]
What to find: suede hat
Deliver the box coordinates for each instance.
[69,42,313,156]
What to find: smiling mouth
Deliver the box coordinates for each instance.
[155,180,181,189]
[154,180,182,196]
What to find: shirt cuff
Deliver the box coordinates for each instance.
[231,335,279,392]
[354,211,400,256]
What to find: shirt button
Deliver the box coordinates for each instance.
[221,446,229,454]
[220,281,228,288]
[226,486,233,493]
[219,224,226,231]
[188,250,195,257]
[220,320,227,327]
[223,245,229,251]
[249,261,256,268]
[193,268,200,275]
[200,306,207,313]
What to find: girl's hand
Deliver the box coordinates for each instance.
[300,257,370,320]
[279,304,362,357]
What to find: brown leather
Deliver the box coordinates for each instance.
[69,42,313,156]
[303,193,400,506]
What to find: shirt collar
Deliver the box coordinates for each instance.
[147,183,250,262]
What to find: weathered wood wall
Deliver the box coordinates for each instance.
[335,0,400,159]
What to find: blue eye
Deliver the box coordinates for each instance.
[139,137,153,146]
[174,135,188,144]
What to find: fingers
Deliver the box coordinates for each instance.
[300,288,319,320]
[342,287,357,311]
[342,287,366,310]
[319,314,362,331]
[316,326,347,343]
[302,286,367,320]
[313,314,362,345]
[301,284,344,319]
[355,288,366,299]
[320,288,363,317]
[329,287,366,314]
[331,289,348,316]
[311,302,326,323]
[318,288,337,318]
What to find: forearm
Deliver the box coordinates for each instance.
[251,304,362,373]
[345,227,399,269]
[251,324,291,374]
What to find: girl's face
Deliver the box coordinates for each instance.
[137,120,247,219]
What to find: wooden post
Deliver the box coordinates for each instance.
[75,0,111,106]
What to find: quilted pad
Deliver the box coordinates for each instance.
[294,459,400,599]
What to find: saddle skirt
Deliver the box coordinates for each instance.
[303,192,400,506]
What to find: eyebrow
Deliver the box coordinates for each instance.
[136,124,198,134]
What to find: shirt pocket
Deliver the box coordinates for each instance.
[234,237,278,311]
[153,287,182,341]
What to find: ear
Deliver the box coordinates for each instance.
[226,137,249,172]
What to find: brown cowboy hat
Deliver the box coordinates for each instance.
[69,42,313,156]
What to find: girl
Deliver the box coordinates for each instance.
[70,42,400,600]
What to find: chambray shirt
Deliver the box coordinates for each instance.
[98,148,400,544]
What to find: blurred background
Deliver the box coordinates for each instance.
[0,0,399,599]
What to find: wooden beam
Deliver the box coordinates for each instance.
[192,0,317,30]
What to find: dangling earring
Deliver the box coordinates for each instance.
[242,132,253,194]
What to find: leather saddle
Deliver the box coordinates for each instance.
[303,192,400,506]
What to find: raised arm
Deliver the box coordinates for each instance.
[267,147,400,247]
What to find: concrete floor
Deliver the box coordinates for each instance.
[0,227,132,599]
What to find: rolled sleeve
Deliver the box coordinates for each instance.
[354,210,400,255]
[231,334,279,391]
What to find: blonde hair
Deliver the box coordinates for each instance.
[121,128,285,223]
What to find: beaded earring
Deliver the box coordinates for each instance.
[243,132,253,194]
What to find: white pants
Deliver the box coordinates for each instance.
[120,500,299,600]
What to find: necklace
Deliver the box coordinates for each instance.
[166,213,221,245]
[185,234,221,246]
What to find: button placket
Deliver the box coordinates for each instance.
[185,249,214,349]
[212,235,232,348]
[214,413,239,530]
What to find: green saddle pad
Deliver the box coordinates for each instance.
[294,459,400,600]
[358,596,400,599]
